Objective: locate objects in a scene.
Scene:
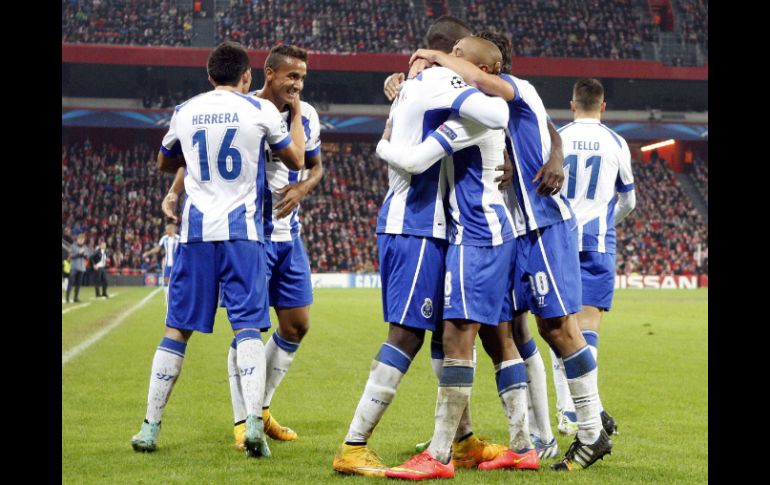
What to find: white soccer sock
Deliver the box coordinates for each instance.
[227,339,247,424]
[345,344,411,443]
[582,331,605,412]
[144,337,186,423]
[428,359,474,464]
[431,339,474,441]
[550,347,575,415]
[564,346,602,443]
[496,359,533,451]
[518,339,553,442]
[263,331,299,408]
[235,330,267,417]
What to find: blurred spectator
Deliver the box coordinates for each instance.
[62,0,193,47]
[692,156,707,203]
[675,0,708,50]
[62,137,707,276]
[615,158,708,276]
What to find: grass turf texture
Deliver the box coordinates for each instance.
[62,288,707,484]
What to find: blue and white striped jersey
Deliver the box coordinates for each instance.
[558,118,634,253]
[501,74,573,235]
[160,89,291,243]
[429,120,514,246]
[159,234,180,266]
[377,66,508,240]
[255,93,321,242]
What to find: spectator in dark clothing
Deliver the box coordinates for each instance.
[66,232,89,303]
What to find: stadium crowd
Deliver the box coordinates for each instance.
[61,0,193,46]
[216,0,431,54]
[692,158,708,203]
[616,158,708,276]
[62,138,707,276]
[675,0,708,48]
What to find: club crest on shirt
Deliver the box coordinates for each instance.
[421,298,433,318]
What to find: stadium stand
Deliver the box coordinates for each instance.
[61,0,193,46]
[691,157,707,203]
[615,158,707,276]
[62,136,707,276]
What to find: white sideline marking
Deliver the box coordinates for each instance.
[62,302,91,314]
[62,288,163,366]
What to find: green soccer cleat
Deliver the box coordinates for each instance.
[131,420,161,453]
[244,415,271,458]
[415,438,431,453]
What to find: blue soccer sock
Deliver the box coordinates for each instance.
[144,337,187,423]
[344,343,412,444]
[581,330,605,412]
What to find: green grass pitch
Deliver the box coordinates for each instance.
[62,287,707,484]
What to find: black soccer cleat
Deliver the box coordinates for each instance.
[551,429,612,471]
[601,410,618,435]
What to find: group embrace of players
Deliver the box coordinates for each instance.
[130,13,635,480]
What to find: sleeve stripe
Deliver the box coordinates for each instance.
[502,74,519,102]
[269,135,292,151]
[160,142,181,157]
[429,131,453,156]
[451,88,481,115]
[305,145,321,158]
[617,182,634,193]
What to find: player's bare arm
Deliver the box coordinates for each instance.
[274,152,324,219]
[162,165,186,222]
[273,95,306,170]
[496,150,513,190]
[533,121,565,196]
[384,72,405,101]
[410,49,516,101]
[157,150,185,174]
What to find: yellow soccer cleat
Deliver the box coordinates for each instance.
[451,434,508,468]
[262,408,298,441]
[332,443,388,477]
[233,422,246,451]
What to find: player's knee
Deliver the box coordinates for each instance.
[282,320,309,342]
[511,313,531,345]
[386,324,425,358]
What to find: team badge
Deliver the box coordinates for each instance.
[421,298,434,318]
[438,123,458,140]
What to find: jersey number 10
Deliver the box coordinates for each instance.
[192,128,242,181]
[563,154,602,200]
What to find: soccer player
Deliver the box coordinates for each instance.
[549,78,635,438]
[142,223,180,295]
[161,45,323,450]
[378,37,541,479]
[476,30,559,459]
[130,41,306,458]
[229,44,323,448]
[332,16,514,478]
[404,40,613,472]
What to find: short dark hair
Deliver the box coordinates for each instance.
[207,41,251,87]
[476,30,511,74]
[424,15,473,53]
[265,44,308,71]
[573,78,605,111]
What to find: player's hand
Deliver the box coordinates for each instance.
[409,49,442,67]
[274,183,308,219]
[533,156,565,196]
[382,118,392,141]
[162,192,179,222]
[384,72,405,101]
[290,91,302,113]
[495,149,513,190]
[407,58,430,79]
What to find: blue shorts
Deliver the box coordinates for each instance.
[514,220,582,319]
[443,241,515,326]
[580,251,615,311]
[166,241,270,333]
[378,234,447,331]
[266,237,313,308]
